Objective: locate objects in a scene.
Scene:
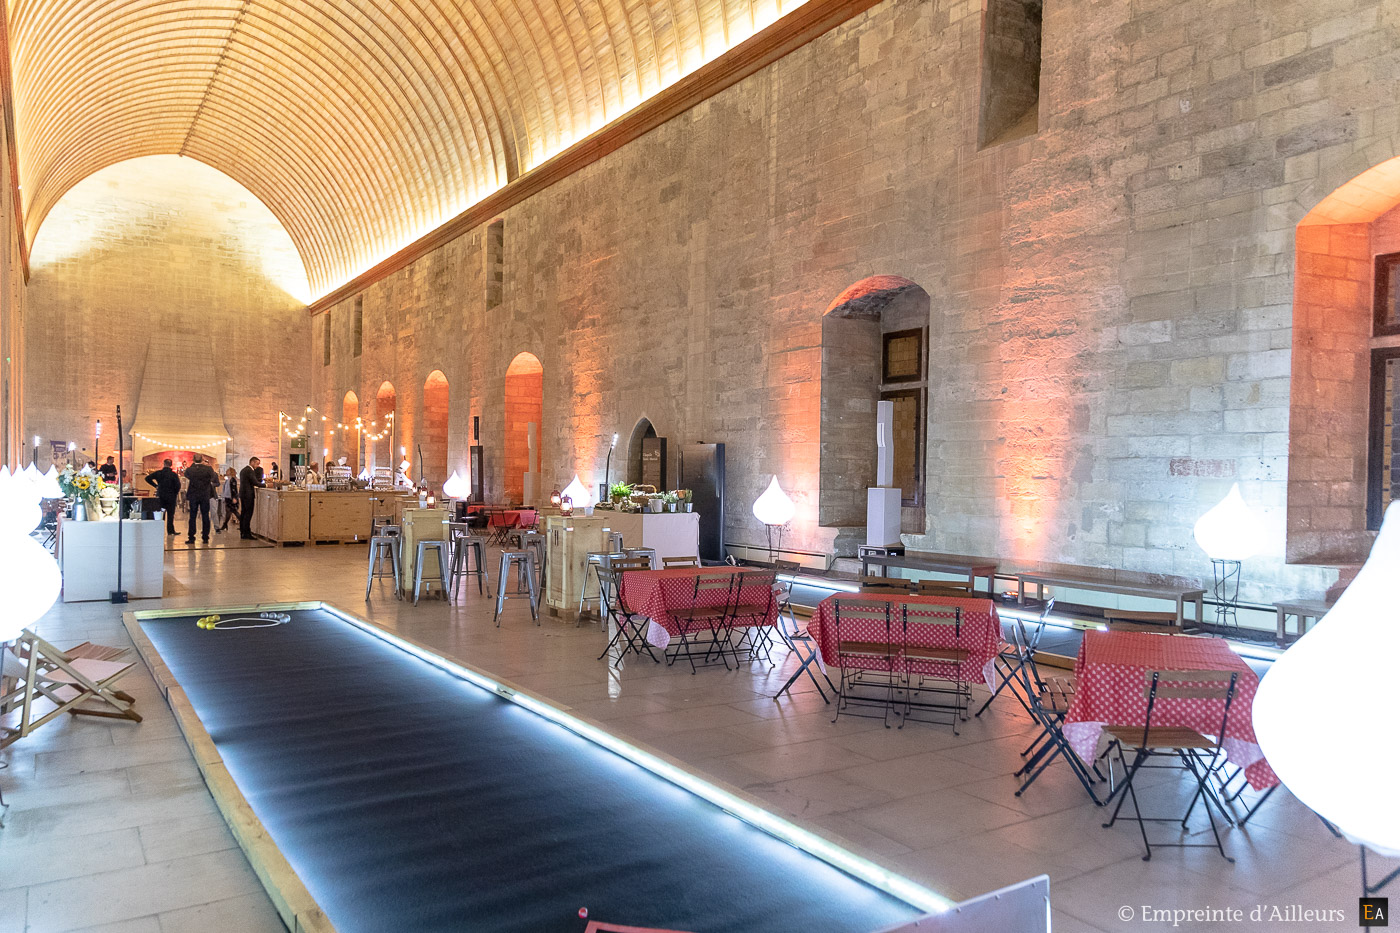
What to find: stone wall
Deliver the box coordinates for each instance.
[24,156,310,472]
[307,0,1400,601]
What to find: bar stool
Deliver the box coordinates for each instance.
[519,531,546,590]
[623,547,656,569]
[449,525,488,596]
[494,550,539,626]
[576,551,618,624]
[412,539,450,606]
[365,534,402,600]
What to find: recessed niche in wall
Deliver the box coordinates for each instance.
[322,311,332,366]
[978,0,1043,149]
[1375,252,1400,336]
[353,295,364,357]
[486,219,505,310]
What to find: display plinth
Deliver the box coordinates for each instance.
[58,518,164,602]
[399,508,449,592]
[866,487,902,548]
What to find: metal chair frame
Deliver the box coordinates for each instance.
[492,550,540,625]
[365,534,402,600]
[897,603,970,733]
[830,599,899,728]
[596,559,659,665]
[412,539,451,605]
[447,522,488,596]
[665,573,737,673]
[770,560,836,704]
[1100,669,1239,862]
[975,598,1055,718]
[730,570,779,664]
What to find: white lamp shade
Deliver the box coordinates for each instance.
[562,474,591,507]
[0,535,61,642]
[752,476,795,526]
[1193,483,1263,561]
[0,469,39,537]
[1254,501,1400,856]
[443,470,470,499]
[358,468,371,481]
[39,466,63,499]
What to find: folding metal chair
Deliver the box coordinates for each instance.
[666,573,735,673]
[1101,669,1239,862]
[596,558,660,666]
[898,602,970,733]
[731,570,778,664]
[830,599,899,728]
[1007,614,1104,804]
[976,598,1055,718]
[771,560,836,703]
[662,556,699,568]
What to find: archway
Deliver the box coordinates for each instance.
[819,275,931,554]
[1287,155,1400,563]
[504,352,542,504]
[422,370,449,491]
[625,417,664,489]
[341,390,359,474]
[374,381,397,472]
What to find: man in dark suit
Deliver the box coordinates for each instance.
[183,454,219,544]
[238,457,262,539]
[145,459,182,536]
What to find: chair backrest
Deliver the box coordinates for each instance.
[832,599,894,662]
[611,556,652,573]
[859,575,909,594]
[902,601,962,633]
[663,556,699,568]
[690,573,734,610]
[735,570,777,610]
[912,580,971,596]
[1140,669,1239,747]
[1105,609,1181,634]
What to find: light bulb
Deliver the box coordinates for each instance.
[443,470,469,499]
[752,476,795,526]
[562,474,591,507]
[1255,502,1400,856]
[1193,483,1263,561]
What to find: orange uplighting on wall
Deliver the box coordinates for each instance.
[504,352,543,504]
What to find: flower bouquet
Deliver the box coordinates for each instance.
[58,466,105,519]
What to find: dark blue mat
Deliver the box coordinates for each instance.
[141,608,927,933]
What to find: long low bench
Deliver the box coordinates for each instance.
[1016,572,1206,627]
[859,550,999,591]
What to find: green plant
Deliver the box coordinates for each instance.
[661,491,678,505]
[610,482,633,501]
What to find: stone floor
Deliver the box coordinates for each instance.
[0,542,1385,932]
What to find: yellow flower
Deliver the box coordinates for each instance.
[75,477,90,490]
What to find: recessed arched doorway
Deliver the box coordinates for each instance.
[374,381,397,472]
[819,275,931,554]
[504,352,543,504]
[625,417,664,489]
[341,390,359,474]
[422,370,449,491]
[1288,154,1400,563]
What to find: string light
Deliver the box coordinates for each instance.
[132,432,230,449]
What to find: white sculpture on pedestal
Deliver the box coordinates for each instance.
[866,399,902,548]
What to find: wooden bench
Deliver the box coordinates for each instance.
[859,551,999,592]
[1273,598,1332,646]
[1017,572,1205,627]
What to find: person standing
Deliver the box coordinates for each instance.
[99,456,117,484]
[145,459,182,536]
[218,467,239,532]
[238,457,262,539]
[184,454,219,544]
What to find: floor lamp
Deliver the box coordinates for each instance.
[752,476,794,564]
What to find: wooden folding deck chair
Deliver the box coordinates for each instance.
[1,631,142,750]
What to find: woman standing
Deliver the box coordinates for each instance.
[218,467,240,533]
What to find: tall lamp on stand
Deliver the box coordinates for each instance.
[601,433,618,505]
[1192,483,1261,630]
[752,476,794,564]
[94,420,101,466]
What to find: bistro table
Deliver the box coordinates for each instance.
[806,592,1003,689]
[621,567,779,638]
[1063,630,1278,790]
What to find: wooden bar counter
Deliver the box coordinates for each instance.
[252,488,413,544]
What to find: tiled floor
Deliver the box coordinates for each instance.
[0,543,1386,932]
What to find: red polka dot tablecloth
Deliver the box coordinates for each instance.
[621,567,778,638]
[1063,630,1278,790]
[807,593,1001,688]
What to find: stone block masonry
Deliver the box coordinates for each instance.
[290,0,1399,602]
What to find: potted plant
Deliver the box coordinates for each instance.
[58,466,104,521]
[679,489,693,512]
[609,482,632,506]
[661,491,678,513]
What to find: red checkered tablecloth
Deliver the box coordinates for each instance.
[621,568,778,637]
[807,593,1002,688]
[1063,631,1278,790]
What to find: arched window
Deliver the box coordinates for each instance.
[504,352,542,504]
[374,381,396,471]
[422,371,450,491]
[340,390,359,474]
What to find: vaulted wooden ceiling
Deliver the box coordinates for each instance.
[7,0,803,296]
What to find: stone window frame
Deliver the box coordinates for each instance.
[1375,251,1400,337]
[1366,345,1400,529]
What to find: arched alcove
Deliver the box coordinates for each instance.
[422,370,449,491]
[1288,155,1400,563]
[375,381,397,471]
[819,276,931,554]
[504,352,542,504]
[341,390,359,474]
[625,417,661,488]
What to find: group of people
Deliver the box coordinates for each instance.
[144,455,265,543]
